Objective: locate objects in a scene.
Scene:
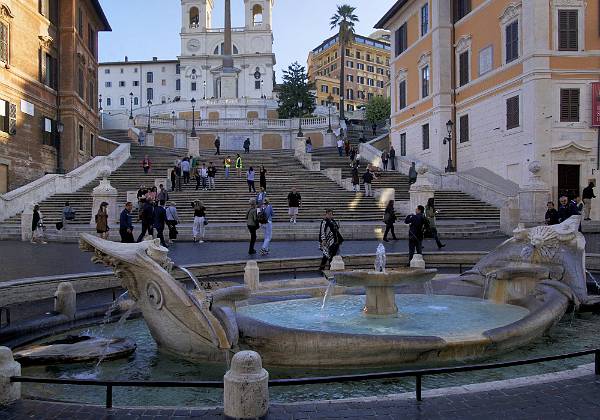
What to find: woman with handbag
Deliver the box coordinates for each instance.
[383,200,398,242]
[191,200,207,243]
[95,202,110,240]
[166,202,179,245]
[425,198,446,250]
[31,205,47,244]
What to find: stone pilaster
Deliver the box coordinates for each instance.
[90,168,118,226]
[409,164,435,211]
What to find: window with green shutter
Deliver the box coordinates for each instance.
[422,124,430,150]
[506,96,519,130]
[560,89,580,122]
[558,10,578,51]
[459,115,469,143]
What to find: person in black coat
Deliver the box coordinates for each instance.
[119,202,135,243]
[405,205,426,263]
[544,202,559,225]
[136,199,155,242]
[153,203,168,247]
[383,200,398,241]
[557,196,579,223]
[389,146,396,171]
[582,181,596,220]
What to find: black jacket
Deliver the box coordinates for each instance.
[405,213,426,241]
[583,186,596,200]
[153,206,167,230]
[140,202,155,224]
[557,202,579,223]
[545,209,559,225]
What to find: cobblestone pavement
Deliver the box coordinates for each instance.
[0,238,507,282]
[1,374,599,419]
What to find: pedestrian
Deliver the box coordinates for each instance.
[224,156,232,178]
[137,185,148,208]
[259,198,274,255]
[351,166,360,193]
[181,158,191,184]
[255,186,267,206]
[62,201,76,229]
[119,202,135,243]
[558,195,579,223]
[318,209,343,271]
[575,195,584,214]
[191,200,207,243]
[214,136,221,155]
[344,139,350,157]
[174,163,182,191]
[146,186,157,203]
[349,147,356,162]
[389,146,396,171]
[141,155,151,174]
[244,137,251,154]
[425,198,445,249]
[207,162,217,190]
[31,204,47,244]
[405,205,426,264]
[381,150,389,171]
[95,202,110,240]
[153,201,168,247]
[170,168,177,192]
[198,163,208,191]
[235,154,243,178]
[383,200,398,242]
[363,168,374,197]
[157,184,169,206]
[305,137,313,153]
[136,198,155,242]
[247,166,256,193]
[259,165,267,191]
[582,181,596,220]
[287,187,302,224]
[372,123,377,137]
[165,201,179,244]
[545,202,559,225]
[246,199,259,255]
[336,137,344,157]
[408,162,418,185]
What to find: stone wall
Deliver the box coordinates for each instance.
[199,133,216,149]
[305,132,324,148]
[261,134,282,149]
[94,137,119,156]
[154,132,174,148]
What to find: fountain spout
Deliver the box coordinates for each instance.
[375,243,387,273]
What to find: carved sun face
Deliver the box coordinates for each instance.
[522,226,560,263]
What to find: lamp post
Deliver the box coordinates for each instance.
[326,94,333,134]
[260,79,264,99]
[98,95,103,129]
[203,81,206,100]
[129,92,134,120]
[443,119,455,172]
[297,100,304,138]
[191,98,197,137]
[171,110,176,125]
[146,100,152,133]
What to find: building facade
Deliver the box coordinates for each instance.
[377,0,600,201]
[307,32,391,112]
[0,0,110,192]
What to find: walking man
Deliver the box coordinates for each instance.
[208,162,217,190]
[181,158,191,185]
[214,136,221,155]
[405,205,426,264]
[157,184,169,206]
[287,187,302,224]
[199,163,208,191]
[259,198,274,256]
[389,146,396,171]
[136,198,155,242]
[363,168,374,197]
[336,137,344,157]
[582,181,596,220]
[244,138,251,154]
[235,154,243,178]
[153,201,168,248]
[119,202,135,243]
[246,199,259,255]
[318,209,343,271]
[408,162,418,185]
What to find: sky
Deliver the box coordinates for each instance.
[97,0,393,80]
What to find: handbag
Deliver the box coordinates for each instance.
[203,218,208,226]
[56,222,64,230]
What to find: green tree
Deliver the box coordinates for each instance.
[330,4,359,120]
[365,96,391,125]
[276,62,316,119]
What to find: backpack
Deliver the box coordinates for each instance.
[257,210,268,225]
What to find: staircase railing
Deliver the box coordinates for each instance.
[0,143,131,222]
[135,116,339,131]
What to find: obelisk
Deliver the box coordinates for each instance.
[219,0,238,98]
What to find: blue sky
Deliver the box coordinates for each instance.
[98,0,393,80]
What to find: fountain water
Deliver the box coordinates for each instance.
[321,279,336,310]
[375,244,386,273]
[586,270,600,294]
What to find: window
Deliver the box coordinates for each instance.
[395,23,407,56]
[118,81,125,87]
[176,64,181,74]
[87,81,94,109]
[479,45,493,75]
[78,125,84,151]
[453,0,471,22]
[398,80,406,110]
[506,95,520,129]
[459,115,469,143]
[347,75,354,82]
[104,69,110,74]
[367,65,374,73]
[42,117,56,146]
[147,88,153,101]
[77,8,83,34]
[422,124,430,150]
[357,76,364,84]
[78,68,84,98]
[0,22,8,64]
[356,63,365,70]
[560,88,580,122]
[421,65,430,98]
[119,97,125,106]
[161,79,167,86]
[346,60,354,68]
[43,53,58,90]
[558,10,578,51]
[88,24,95,55]
[421,3,429,36]
[376,80,385,88]
[505,20,519,63]
[459,51,469,87]
[400,133,406,156]
[367,78,375,87]
[332,87,340,95]
[356,51,361,59]
[146,72,153,83]
[367,93,374,101]
[191,82,197,91]
[0,99,8,133]
[133,80,139,87]
[347,89,354,100]
[176,79,181,91]
[133,97,138,106]
[105,82,112,88]
[366,54,372,62]
[106,97,112,106]
[321,85,329,93]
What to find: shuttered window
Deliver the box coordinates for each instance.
[505,20,519,63]
[558,10,578,51]
[395,23,407,57]
[459,51,469,87]
[453,0,471,22]
[400,133,406,156]
[0,22,8,64]
[560,89,580,122]
[421,66,430,98]
[506,96,519,130]
[459,115,469,143]
[398,80,406,110]
[422,124,430,150]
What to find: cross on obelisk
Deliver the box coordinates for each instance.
[223,0,234,70]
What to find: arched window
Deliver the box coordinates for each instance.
[189,7,199,27]
[252,4,263,26]
[213,43,239,55]
[133,97,139,106]
[161,96,166,104]
[119,97,125,106]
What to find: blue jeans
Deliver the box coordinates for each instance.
[262,221,272,251]
[225,167,230,178]
[337,147,343,156]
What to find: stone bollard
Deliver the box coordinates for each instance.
[54,282,76,320]
[244,261,260,291]
[330,255,345,271]
[410,254,426,269]
[20,202,35,242]
[90,167,118,227]
[0,347,21,405]
[224,351,269,419]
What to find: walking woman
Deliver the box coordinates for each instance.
[247,166,256,193]
[31,204,47,244]
[235,154,243,178]
[351,166,360,193]
[383,200,398,242]
[259,165,267,191]
[95,202,110,240]
[191,200,207,243]
[381,150,389,171]
[246,199,259,255]
[165,201,179,244]
[425,198,446,249]
[259,198,274,256]
[318,209,343,271]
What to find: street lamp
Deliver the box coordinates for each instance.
[146,100,152,133]
[98,95,104,129]
[129,92,134,120]
[190,98,197,137]
[171,110,176,125]
[260,79,264,98]
[326,94,333,133]
[203,81,206,100]
[297,100,304,138]
[443,119,455,172]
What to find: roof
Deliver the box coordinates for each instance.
[311,33,391,54]
[100,59,179,66]
[90,0,111,31]
[374,0,409,29]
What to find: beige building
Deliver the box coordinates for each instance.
[307,31,391,112]
[376,0,600,202]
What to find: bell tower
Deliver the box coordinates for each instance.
[181,0,213,33]
[244,0,273,30]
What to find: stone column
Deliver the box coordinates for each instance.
[90,167,118,227]
[244,261,260,291]
[223,0,234,69]
[518,161,551,226]
[224,351,269,419]
[323,132,336,147]
[189,136,199,157]
[409,164,435,211]
[54,282,76,320]
[20,202,35,242]
[0,347,21,405]
[145,132,155,146]
[294,136,306,158]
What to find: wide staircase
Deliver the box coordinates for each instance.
[100,129,135,143]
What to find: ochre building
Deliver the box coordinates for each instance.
[0,0,110,192]
[377,0,600,201]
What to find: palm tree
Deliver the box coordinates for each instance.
[330,4,359,120]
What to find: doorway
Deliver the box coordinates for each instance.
[557,164,580,200]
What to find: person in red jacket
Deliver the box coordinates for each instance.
[141,155,152,174]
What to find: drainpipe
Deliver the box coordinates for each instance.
[55,9,63,174]
[450,7,457,172]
